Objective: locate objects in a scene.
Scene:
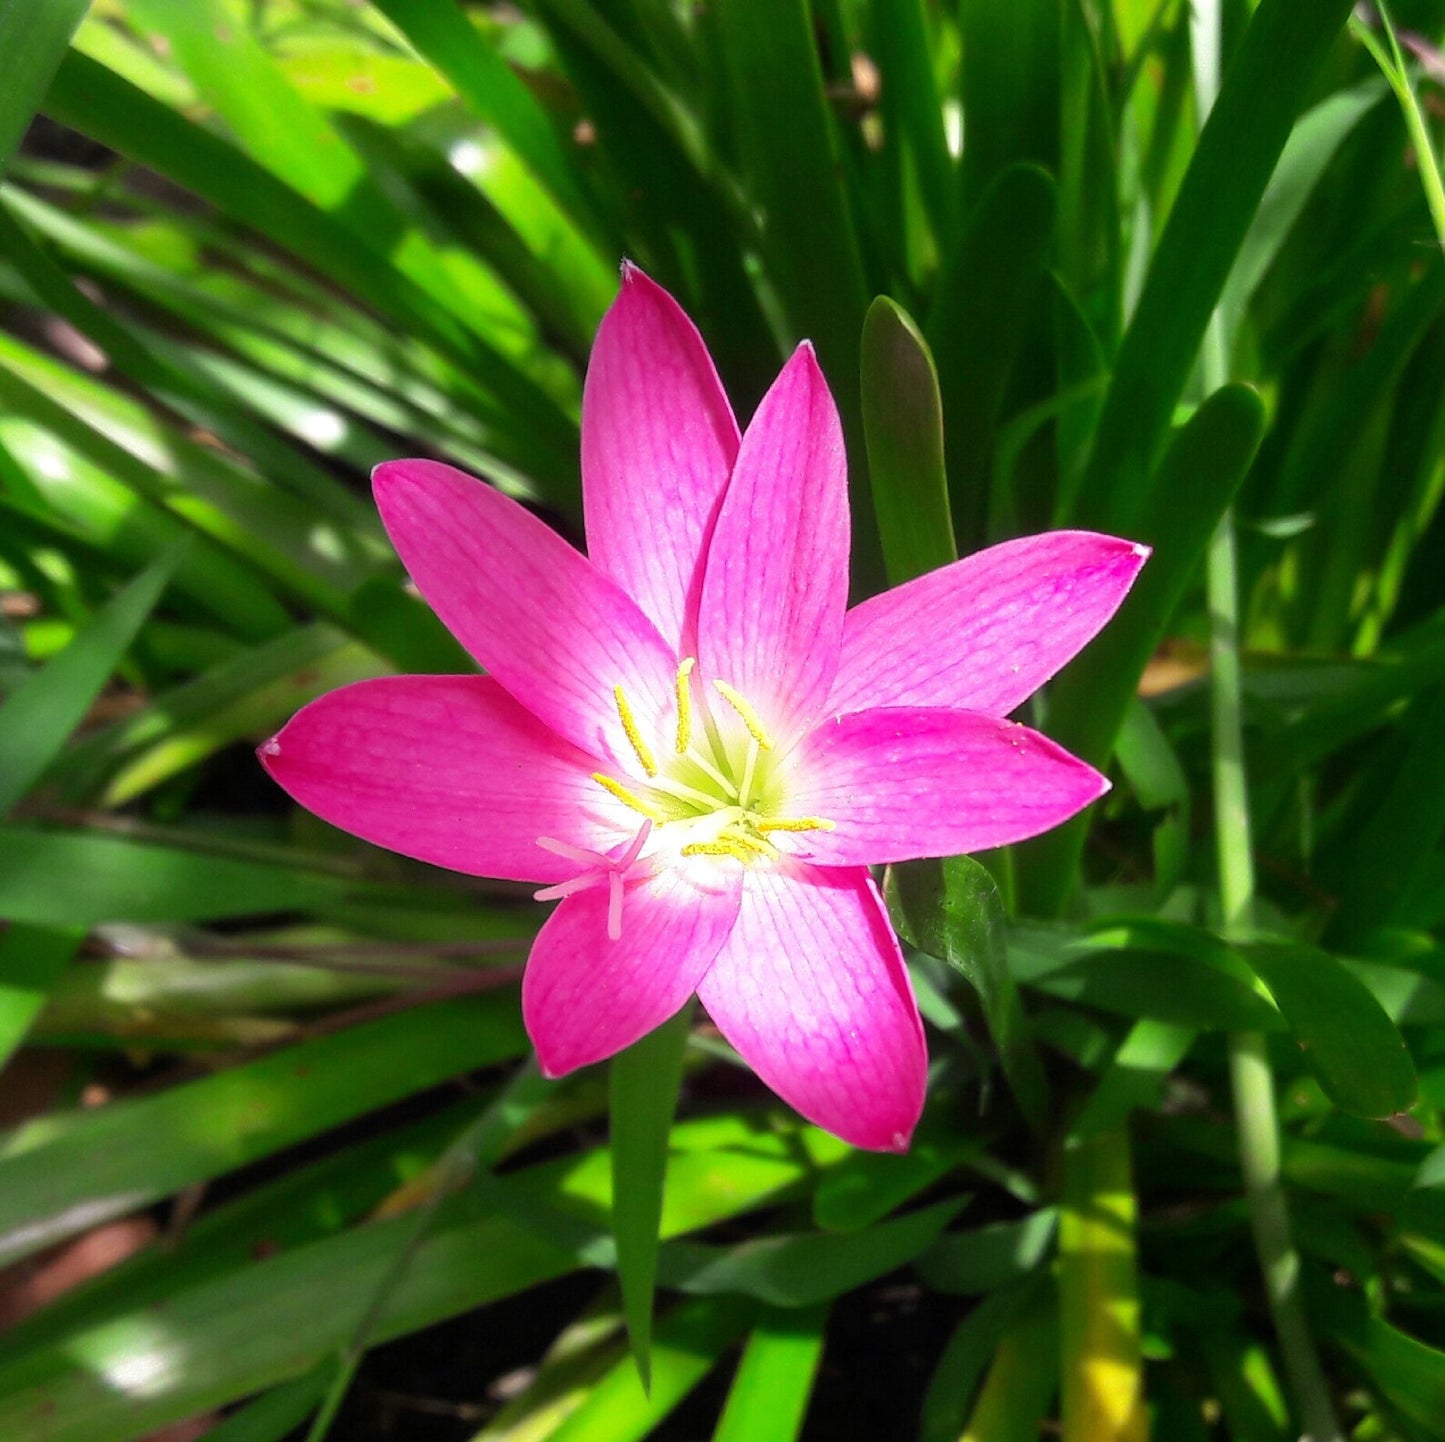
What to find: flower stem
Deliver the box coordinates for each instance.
[1188,2,1343,1417]
[1206,513,1343,1442]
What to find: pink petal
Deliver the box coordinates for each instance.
[373,460,677,772]
[696,863,926,1152]
[582,264,740,652]
[828,532,1149,718]
[523,859,742,1074]
[785,707,1110,866]
[697,344,849,742]
[259,675,617,883]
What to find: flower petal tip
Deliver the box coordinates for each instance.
[370,457,405,491]
[529,1037,572,1080]
[789,338,822,379]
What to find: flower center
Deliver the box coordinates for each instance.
[592,658,833,865]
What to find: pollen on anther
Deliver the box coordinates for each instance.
[713,679,774,750]
[674,657,696,754]
[755,816,835,833]
[613,684,657,776]
[682,839,751,861]
[591,771,665,821]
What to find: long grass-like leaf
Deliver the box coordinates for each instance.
[0,545,180,814]
[0,0,89,179]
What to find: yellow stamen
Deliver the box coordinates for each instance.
[736,735,759,811]
[613,684,657,777]
[674,657,696,754]
[681,839,753,861]
[713,679,774,750]
[591,772,665,821]
[649,772,730,812]
[724,829,776,858]
[755,816,835,833]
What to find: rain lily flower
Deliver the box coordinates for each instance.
[260,265,1147,1151]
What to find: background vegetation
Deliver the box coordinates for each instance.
[1,1,1444,1438]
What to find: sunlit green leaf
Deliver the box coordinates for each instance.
[1240,941,1417,1119]
[610,1004,692,1389]
[887,855,1049,1130]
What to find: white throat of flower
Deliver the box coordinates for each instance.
[533,657,834,940]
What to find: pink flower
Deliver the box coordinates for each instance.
[260,266,1147,1151]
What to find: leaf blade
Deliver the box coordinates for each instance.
[610,1004,693,1390]
[0,545,182,815]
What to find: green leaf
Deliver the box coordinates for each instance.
[54,625,389,808]
[956,1277,1058,1442]
[1114,699,1189,813]
[368,0,610,250]
[346,580,472,677]
[1221,77,1389,338]
[0,0,90,179]
[0,545,182,814]
[1070,1019,1196,1142]
[868,0,956,255]
[0,357,295,645]
[860,297,956,586]
[927,164,1055,551]
[1009,919,1282,1033]
[302,1064,555,1441]
[959,0,1058,207]
[920,1281,1043,1442]
[886,855,1049,1132]
[199,1366,332,1442]
[1324,680,1445,949]
[1056,1,1121,346]
[42,53,578,494]
[711,1304,828,1442]
[528,1,776,411]
[659,1196,964,1307]
[1416,1144,1445,1192]
[1018,384,1265,915]
[709,0,867,364]
[812,1122,982,1232]
[0,924,83,1075]
[1073,0,1358,532]
[0,826,350,928]
[610,1004,692,1390]
[1239,941,1417,1119]
[707,0,877,585]
[1316,1283,1445,1433]
[0,1122,821,1442]
[917,1209,1057,1297]
[0,992,525,1268]
[547,1296,755,1442]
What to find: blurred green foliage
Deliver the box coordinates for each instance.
[2,1,1445,1439]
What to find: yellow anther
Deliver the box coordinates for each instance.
[720,825,774,855]
[674,657,696,754]
[613,684,657,777]
[755,816,836,834]
[713,679,774,750]
[591,772,665,821]
[682,839,753,861]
